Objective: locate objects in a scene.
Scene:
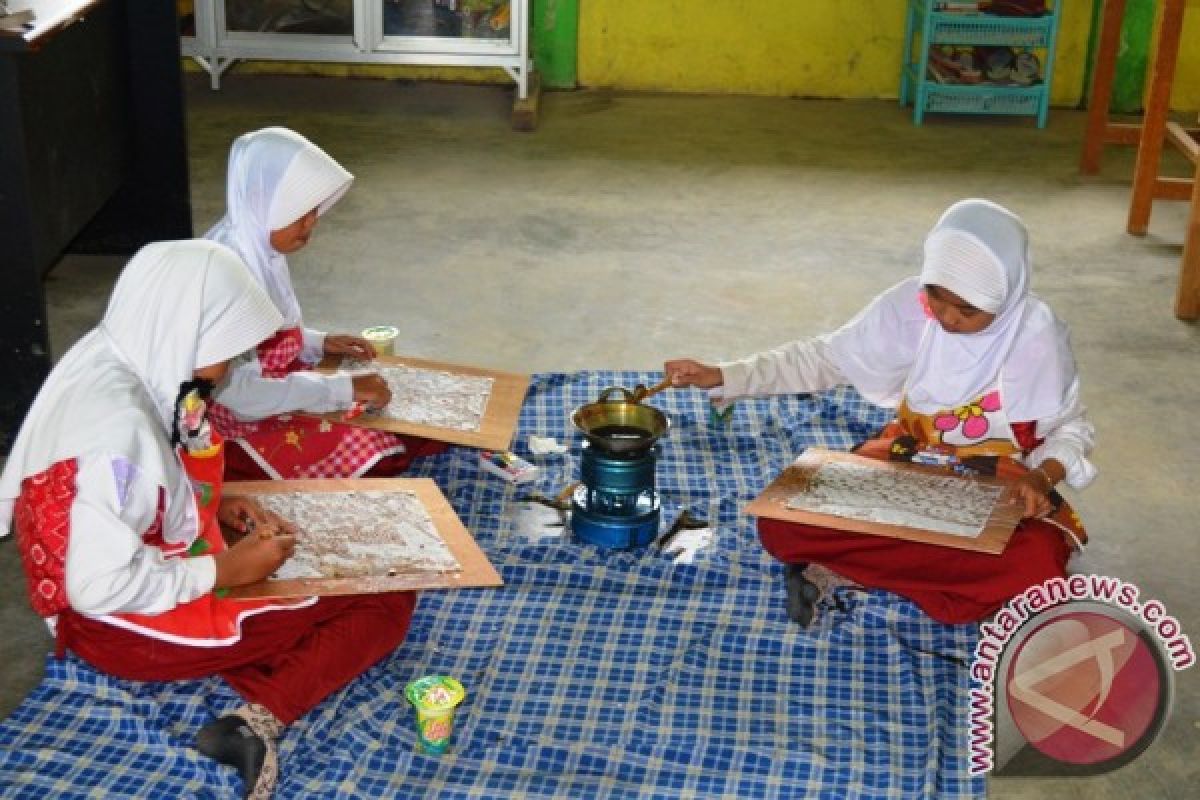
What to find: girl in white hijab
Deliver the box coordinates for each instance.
[664,199,1094,625]
[206,127,442,481]
[0,241,419,799]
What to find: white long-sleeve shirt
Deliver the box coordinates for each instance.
[214,327,354,421]
[65,454,214,616]
[714,336,1097,490]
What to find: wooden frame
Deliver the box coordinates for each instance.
[223,478,503,598]
[315,354,529,451]
[744,448,1023,555]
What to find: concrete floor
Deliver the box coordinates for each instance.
[1,75,1197,797]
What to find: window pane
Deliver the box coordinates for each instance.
[225,1,354,35]
[383,0,510,40]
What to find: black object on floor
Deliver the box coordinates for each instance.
[195,715,267,798]
[785,563,821,628]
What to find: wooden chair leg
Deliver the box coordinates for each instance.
[1127,0,1185,235]
[1080,0,1128,175]
[1175,170,1200,320]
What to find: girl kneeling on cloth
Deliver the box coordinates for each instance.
[665,198,1093,626]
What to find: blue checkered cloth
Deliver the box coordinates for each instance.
[0,371,984,799]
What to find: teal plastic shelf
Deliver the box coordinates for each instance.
[927,12,1055,48]
[923,83,1045,116]
[900,0,1061,127]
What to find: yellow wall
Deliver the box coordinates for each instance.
[1171,3,1200,108]
[578,0,1199,109]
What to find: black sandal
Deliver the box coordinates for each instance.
[784,563,821,628]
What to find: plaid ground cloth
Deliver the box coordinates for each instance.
[0,371,984,799]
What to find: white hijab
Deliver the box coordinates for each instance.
[0,240,283,540]
[205,127,354,327]
[826,199,1076,420]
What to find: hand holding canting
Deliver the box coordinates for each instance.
[324,334,377,360]
[1012,464,1061,519]
[351,373,392,410]
[663,359,723,390]
[1012,472,1051,522]
[213,527,296,588]
[218,496,270,536]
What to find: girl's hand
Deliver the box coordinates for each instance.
[213,529,296,588]
[324,335,377,360]
[218,497,298,542]
[218,496,269,536]
[663,359,724,390]
[1012,470,1054,519]
[352,373,392,410]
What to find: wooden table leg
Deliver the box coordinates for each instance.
[1127,0,1185,235]
[1080,0,1128,174]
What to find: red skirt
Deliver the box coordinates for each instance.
[758,518,1070,624]
[57,592,417,724]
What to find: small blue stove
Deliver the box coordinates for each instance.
[569,387,670,550]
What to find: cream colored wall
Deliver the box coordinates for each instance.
[578,1,1199,110]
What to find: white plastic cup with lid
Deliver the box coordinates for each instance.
[361,325,399,357]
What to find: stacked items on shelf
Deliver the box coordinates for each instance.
[926,0,1046,87]
[927,46,1042,86]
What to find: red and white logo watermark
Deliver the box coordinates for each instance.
[968,575,1192,776]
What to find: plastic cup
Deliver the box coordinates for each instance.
[405,675,465,755]
[361,325,399,357]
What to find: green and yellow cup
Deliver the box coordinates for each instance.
[405,675,465,755]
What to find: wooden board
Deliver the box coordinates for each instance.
[223,478,502,599]
[315,354,529,451]
[744,448,1024,555]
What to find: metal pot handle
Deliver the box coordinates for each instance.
[596,386,636,404]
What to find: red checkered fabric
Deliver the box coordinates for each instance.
[206,400,260,441]
[229,415,410,480]
[257,327,306,378]
[290,425,409,479]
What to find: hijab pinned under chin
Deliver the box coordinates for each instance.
[0,240,282,539]
[205,127,354,328]
[826,198,1077,422]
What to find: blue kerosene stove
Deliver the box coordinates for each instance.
[569,387,670,549]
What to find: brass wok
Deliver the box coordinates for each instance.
[570,386,670,456]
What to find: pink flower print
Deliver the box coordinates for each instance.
[978,391,1001,412]
[960,407,990,440]
[933,412,959,433]
[935,392,1001,441]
